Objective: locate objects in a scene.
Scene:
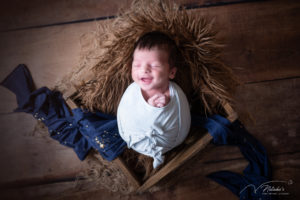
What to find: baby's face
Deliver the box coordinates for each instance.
[131,47,176,95]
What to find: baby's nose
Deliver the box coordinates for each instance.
[141,64,151,73]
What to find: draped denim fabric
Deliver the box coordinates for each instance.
[1,64,274,199]
[0,64,126,161]
[192,115,276,200]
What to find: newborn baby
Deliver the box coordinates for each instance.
[117,32,191,168]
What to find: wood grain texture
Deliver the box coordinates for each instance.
[0,0,130,31]
[1,152,298,200]
[1,0,239,31]
[190,0,300,83]
[0,21,100,89]
[235,78,300,154]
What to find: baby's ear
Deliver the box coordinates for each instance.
[169,67,177,79]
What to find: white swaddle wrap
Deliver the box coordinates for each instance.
[117,81,191,168]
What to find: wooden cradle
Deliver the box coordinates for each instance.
[64,86,238,193]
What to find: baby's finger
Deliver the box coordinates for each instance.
[151,94,162,101]
[148,94,162,106]
[148,94,158,101]
[156,103,164,108]
[148,95,156,105]
[154,96,167,103]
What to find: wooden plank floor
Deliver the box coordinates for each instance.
[1,0,236,31]
[0,0,299,199]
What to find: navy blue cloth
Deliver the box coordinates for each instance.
[0,64,126,161]
[1,65,35,111]
[192,114,275,200]
[72,108,126,161]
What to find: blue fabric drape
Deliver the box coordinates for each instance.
[1,64,274,199]
[192,114,275,199]
[0,64,126,161]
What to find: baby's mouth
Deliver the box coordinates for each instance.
[141,77,153,84]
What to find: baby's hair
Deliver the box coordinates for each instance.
[134,31,181,68]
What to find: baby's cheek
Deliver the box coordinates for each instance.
[131,71,136,79]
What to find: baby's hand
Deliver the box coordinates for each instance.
[148,93,170,108]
